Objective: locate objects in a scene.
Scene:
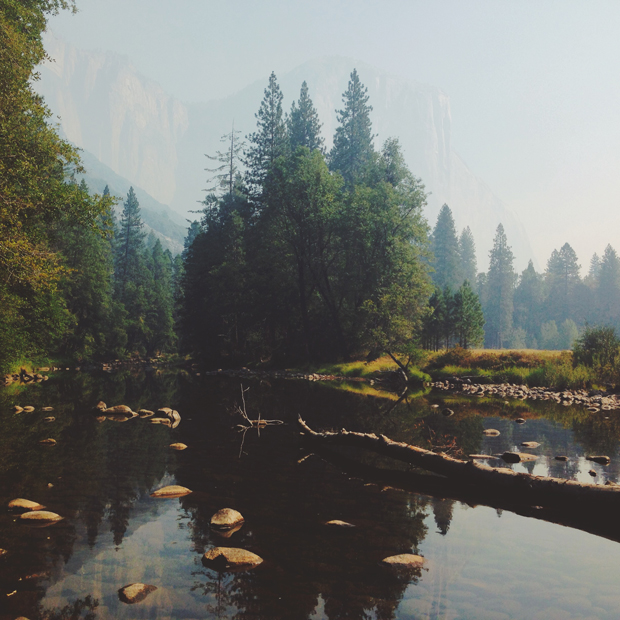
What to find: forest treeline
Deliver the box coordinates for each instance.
[3,0,620,374]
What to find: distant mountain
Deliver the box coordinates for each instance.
[38,32,533,269]
[77,149,189,256]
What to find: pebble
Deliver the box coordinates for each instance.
[483,429,500,436]
[325,520,356,527]
[150,485,192,498]
[19,510,63,524]
[202,547,263,571]
[118,583,157,604]
[8,498,45,511]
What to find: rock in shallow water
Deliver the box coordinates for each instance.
[587,455,611,465]
[521,441,540,448]
[325,520,355,527]
[169,443,187,450]
[104,405,133,415]
[39,438,56,445]
[211,508,244,530]
[19,510,63,524]
[501,451,537,463]
[483,429,500,436]
[8,498,44,511]
[381,554,425,568]
[118,583,157,604]
[202,547,263,571]
[150,485,192,498]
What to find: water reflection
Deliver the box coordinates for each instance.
[2,371,620,618]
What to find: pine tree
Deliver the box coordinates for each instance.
[245,72,287,196]
[458,227,477,288]
[484,224,516,348]
[453,281,485,348]
[597,244,620,325]
[329,69,374,185]
[288,81,324,153]
[513,260,543,348]
[115,187,146,299]
[205,122,245,197]
[145,240,176,354]
[588,253,601,280]
[544,242,581,323]
[431,204,461,290]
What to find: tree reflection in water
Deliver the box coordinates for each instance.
[1,371,620,619]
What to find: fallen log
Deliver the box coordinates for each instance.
[298,416,620,510]
[301,448,620,544]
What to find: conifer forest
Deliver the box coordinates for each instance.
[2,1,620,374]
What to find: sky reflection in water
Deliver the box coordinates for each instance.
[1,371,620,620]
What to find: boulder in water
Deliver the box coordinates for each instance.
[483,429,500,436]
[202,547,263,571]
[381,554,425,568]
[150,485,192,498]
[43,417,55,423]
[587,455,610,465]
[521,441,540,448]
[13,406,23,414]
[94,401,107,412]
[501,451,537,463]
[23,406,35,413]
[9,498,45,511]
[118,583,157,604]
[325,520,355,528]
[19,510,63,524]
[138,409,154,417]
[150,417,171,426]
[39,438,56,445]
[169,443,187,450]
[105,405,133,415]
[41,407,53,412]
[210,508,244,530]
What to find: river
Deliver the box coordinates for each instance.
[1,369,620,619]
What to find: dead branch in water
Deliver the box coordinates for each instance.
[297,416,620,510]
[234,385,283,458]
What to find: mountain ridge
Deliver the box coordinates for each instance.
[37,31,534,270]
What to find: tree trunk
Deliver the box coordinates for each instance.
[298,417,620,510]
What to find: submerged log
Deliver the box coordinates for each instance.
[298,416,620,510]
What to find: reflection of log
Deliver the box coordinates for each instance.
[298,417,620,510]
[306,447,620,545]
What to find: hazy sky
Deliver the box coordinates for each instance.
[49,0,620,270]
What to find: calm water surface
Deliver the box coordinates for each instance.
[1,370,620,620]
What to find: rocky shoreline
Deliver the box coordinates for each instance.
[431,378,620,411]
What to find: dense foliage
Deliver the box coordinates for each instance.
[181,72,432,364]
[0,0,112,371]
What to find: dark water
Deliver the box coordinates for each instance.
[1,371,620,620]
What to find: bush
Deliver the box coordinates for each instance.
[573,325,620,368]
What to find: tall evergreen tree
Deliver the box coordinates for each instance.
[329,69,374,185]
[145,240,176,354]
[431,204,461,290]
[484,224,516,348]
[205,122,245,197]
[597,244,620,326]
[288,81,324,153]
[115,187,146,299]
[453,281,485,349]
[588,253,601,280]
[544,242,580,323]
[244,72,287,196]
[513,260,543,348]
[458,227,477,288]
